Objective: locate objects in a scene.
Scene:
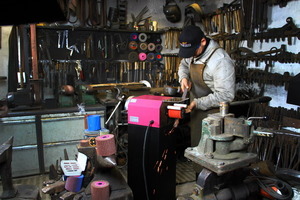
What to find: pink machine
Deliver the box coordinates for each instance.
[127,95,186,200]
[127,95,172,128]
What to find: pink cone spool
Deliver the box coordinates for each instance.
[96,134,116,156]
[91,180,110,200]
[139,53,147,61]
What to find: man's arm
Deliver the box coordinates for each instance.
[178,58,191,92]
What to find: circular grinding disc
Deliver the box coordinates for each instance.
[147,53,155,61]
[128,41,138,50]
[130,33,138,41]
[155,53,163,61]
[138,33,147,42]
[155,44,163,52]
[148,43,156,51]
[139,42,148,51]
[91,180,110,200]
[96,134,116,156]
[139,53,147,61]
[128,51,139,62]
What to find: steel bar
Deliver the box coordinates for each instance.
[35,115,45,174]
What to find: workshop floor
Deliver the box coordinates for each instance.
[0,160,196,200]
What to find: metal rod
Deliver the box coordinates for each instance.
[30,24,38,80]
[35,115,45,174]
[229,96,272,106]
[12,140,80,151]
[105,100,122,125]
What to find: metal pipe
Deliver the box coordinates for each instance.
[0,115,85,124]
[12,140,80,151]
[229,96,271,106]
[17,26,24,88]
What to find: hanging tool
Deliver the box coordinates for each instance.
[164,28,181,50]
[255,17,300,45]
[104,33,108,59]
[56,31,64,48]
[75,60,84,81]
[63,30,79,56]
[97,38,105,58]
[130,6,149,29]
[68,44,79,56]
[118,0,128,29]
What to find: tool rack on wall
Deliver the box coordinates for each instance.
[9,24,184,110]
[200,0,300,93]
[201,0,300,54]
[36,26,163,81]
[27,25,170,105]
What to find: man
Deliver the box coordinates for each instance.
[178,25,235,147]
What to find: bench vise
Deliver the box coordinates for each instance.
[185,101,269,175]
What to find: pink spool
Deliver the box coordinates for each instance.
[96,134,116,156]
[139,53,147,61]
[91,180,110,200]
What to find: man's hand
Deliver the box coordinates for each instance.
[185,101,196,113]
[180,78,192,92]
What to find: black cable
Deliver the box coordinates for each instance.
[142,120,154,200]
[250,175,294,200]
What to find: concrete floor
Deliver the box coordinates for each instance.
[176,181,196,198]
[175,160,196,198]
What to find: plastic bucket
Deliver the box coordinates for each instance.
[87,115,101,131]
[65,175,84,192]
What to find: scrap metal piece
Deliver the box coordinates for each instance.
[41,181,65,194]
[85,82,146,91]
[0,136,17,199]
[96,155,117,169]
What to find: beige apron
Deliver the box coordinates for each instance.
[189,48,220,147]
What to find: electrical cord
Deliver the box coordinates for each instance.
[255,176,293,200]
[249,170,294,200]
[142,120,154,200]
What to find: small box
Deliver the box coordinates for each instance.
[61,152,87,176]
